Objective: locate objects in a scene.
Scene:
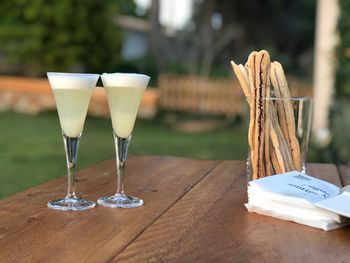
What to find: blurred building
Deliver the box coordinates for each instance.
[117,15,150,60]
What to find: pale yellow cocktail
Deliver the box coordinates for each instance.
[105,86,145,138]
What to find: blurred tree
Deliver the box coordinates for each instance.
[115,0,137,17]
[149,0,162,70]
[335,0,350,97]
[200,0,316,76]
[153,0,316,77]
[0,0,123,76]
[321,0,350,165]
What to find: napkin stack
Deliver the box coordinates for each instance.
[245,171,350,231]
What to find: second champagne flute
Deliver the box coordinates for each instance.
[98,73,150,208]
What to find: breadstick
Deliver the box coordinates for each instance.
[239,64,249,86]
[231,50,300,179]
[269,101,295,171]
[270,119,286,173]
[270,64,290,150]
[264,66,271,176]
[271,101,294,171]
[271,62,301,170]
[230,61,251,98]
[231,61,255,164]
[274,62,301,170]
[275,119,294,171]
[247,52,258,179]
[270,144,283,174]
[252,50,270,178]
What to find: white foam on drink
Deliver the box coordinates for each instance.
[47,72,99,90]
[101,73,150,88]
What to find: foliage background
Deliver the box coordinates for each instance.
[0,0,122,76]
[0,0,349,198]
[318,0,350,165]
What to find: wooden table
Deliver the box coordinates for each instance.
[1,156,350,263]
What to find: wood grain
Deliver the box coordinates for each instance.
[113,161,350,263]
[0,156,219,263]
[1,157,349,263]
[338,165,350,187]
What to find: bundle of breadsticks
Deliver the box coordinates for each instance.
[231,50,301,180]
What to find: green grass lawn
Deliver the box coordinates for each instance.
[0,111,247,198]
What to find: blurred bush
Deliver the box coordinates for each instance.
[310,99,350,165]
[321,0,350,165]
[0,0,122,76]
[330,99,350,163]
[336,0,350,97]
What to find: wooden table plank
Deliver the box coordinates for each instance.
[0,156,219,263]
[113,161,350,263]
[338,165,350,186]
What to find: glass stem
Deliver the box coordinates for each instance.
[113,133,131,196]
[62,132,81,199]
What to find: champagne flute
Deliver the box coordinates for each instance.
[98,73,150,208]
[47,72,99,211]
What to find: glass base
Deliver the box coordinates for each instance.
[97,193,143,208]
[47,197,96,211]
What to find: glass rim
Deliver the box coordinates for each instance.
[245,96,312,101]
[101,72,150,78]
[47,72,100,78]
[101,72,150,88]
